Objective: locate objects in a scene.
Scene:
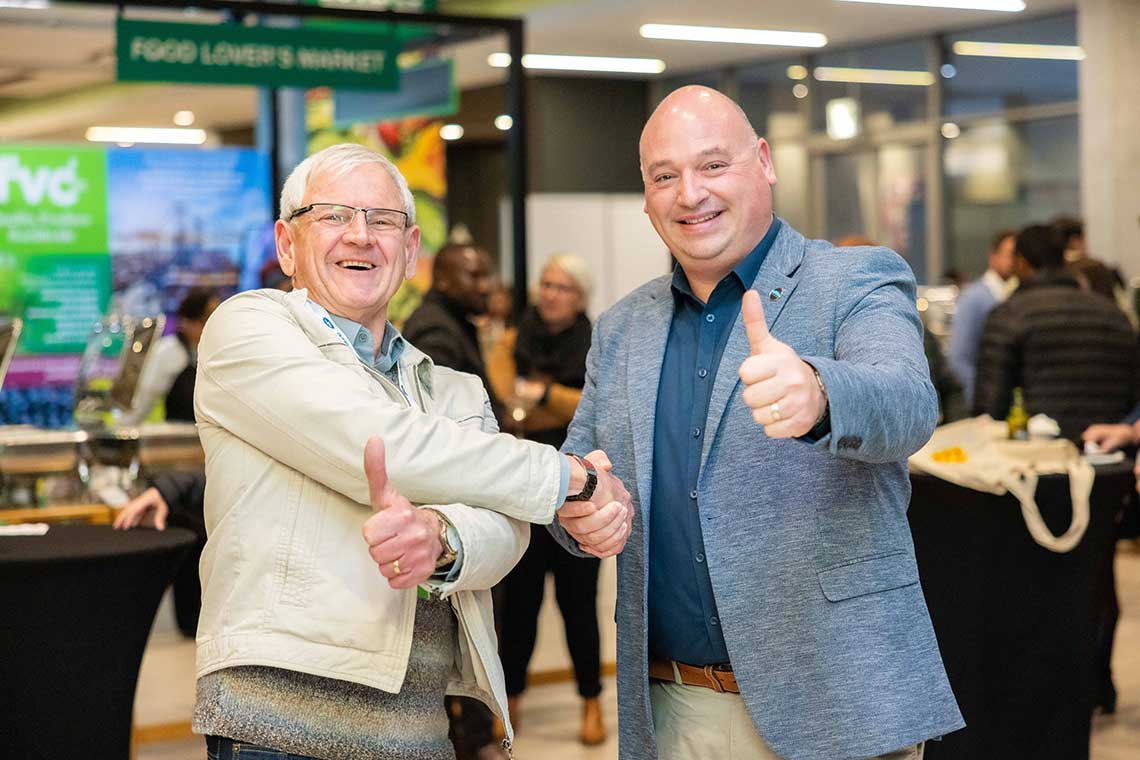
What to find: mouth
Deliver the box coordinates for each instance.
[336,260,376,271]
[678,210,724,226]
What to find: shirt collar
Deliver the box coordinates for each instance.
[671,216,782,303]
[323,311,406,373]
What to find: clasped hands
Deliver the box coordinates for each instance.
[556,451,634,559]
[361,438,636,590]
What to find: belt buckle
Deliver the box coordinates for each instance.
[702,664,727,694]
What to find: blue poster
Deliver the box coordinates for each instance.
[106,147,273,319]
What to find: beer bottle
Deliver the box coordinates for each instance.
[1007,387,1029,440]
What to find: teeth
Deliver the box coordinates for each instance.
[683,212,720,224]
[338,260,375,270]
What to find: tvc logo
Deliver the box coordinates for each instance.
[0,155,88,208]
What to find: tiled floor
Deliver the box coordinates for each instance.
[137,546,1140,760]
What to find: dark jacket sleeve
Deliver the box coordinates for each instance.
[972,303,1021,420]
[151,471,207,537]
[404,324,467,371]
[924,330,968,423]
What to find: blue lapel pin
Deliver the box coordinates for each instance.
[768,287,783,301]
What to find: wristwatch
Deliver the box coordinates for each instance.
[428,510,458,569]
[565,454,598,502]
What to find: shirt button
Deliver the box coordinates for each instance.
[698,368,708,378]
[689,489,698,500]
[705,313,715,323]
[710,616,720,626]
[695,553,705,563]
[692,427,701,437]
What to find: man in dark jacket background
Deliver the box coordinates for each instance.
[403,243,500,414]
[973,224,1139,440]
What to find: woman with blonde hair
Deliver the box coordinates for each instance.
[487,254,605,746]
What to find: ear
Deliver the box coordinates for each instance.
[274,219,296,277]
[756,138,778,187]
[403,224,421,280]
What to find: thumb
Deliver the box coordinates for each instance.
[364,436,392,512]
[742,289,772,356]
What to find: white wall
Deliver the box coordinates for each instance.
[501,193,672,318]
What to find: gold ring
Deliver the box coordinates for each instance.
[770,402,782,422]
[392,559,402,576]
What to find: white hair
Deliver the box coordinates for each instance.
[279,143,416,225]
[544,254,593,301]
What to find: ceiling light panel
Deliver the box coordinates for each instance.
[835,0,1024,10]
[487,53,665,74]
[952,41,1085,60]
[640,24,827,49]
[85,127,207,145]
[814,66,935,86]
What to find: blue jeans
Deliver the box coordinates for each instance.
[206,735,320,760]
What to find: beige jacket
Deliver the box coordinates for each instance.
[193,288,565,737]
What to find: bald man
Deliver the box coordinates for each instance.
[546,86,963,759]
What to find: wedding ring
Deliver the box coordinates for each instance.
[392,559,402,576]
[770,402,782,422]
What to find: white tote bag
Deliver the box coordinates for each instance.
[909,416,1094,553]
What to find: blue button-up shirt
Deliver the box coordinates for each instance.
[648,218,781,666]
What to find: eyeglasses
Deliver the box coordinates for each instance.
[289,203,409,232]
[539,280,579,295]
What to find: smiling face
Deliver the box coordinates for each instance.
[275,163,420,334]
[640,86,777,296]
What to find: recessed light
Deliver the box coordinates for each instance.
[439,124,464,141]
[488,53,665,75]
[793,84,809,99]
[86,127,207,145]
[786,65,809,81]
[940,63,957,79]
[941,123,961,139]
[494,115,513,131]
[173,110,195,127]
[640,23,826,49]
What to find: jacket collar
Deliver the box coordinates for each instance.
[282,287,436,396]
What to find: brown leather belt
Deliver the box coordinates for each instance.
[649,658,739,694]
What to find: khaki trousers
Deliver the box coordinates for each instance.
[649,681,925,760]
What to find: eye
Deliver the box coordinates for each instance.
[653,173,676,184]
[319,209,351,224]
[705,161,728,171]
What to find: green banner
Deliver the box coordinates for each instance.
[116,18,400,91]
[18,254,112,354]
[0,145,110,354]
[0,145,107,256]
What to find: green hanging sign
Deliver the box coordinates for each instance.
[116,18,401,91]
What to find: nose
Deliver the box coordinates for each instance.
[341,211,370,244]
[676,170,708,208]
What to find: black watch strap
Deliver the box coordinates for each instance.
[565,454,598,502]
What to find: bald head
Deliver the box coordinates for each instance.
[640,86,758,173]
[637,85,778,301]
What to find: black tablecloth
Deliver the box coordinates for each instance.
[910,462,1135,760]
[0,524,196,760]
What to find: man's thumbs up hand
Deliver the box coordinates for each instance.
[365,435,398,512]
[361,436,445,590]
[738,290,827,438]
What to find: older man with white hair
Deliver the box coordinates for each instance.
[190,143,632,760]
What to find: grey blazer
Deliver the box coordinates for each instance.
[552,222,964,760]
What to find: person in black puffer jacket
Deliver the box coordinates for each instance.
[973,224,1139,441]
